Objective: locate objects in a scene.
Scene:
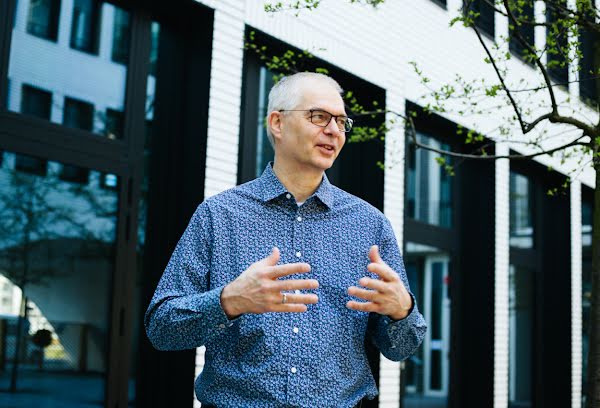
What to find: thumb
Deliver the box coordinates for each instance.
[369,245,384,264]
[258,247,280,266]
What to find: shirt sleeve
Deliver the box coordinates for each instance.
[144,202,234,351]
[367,218,427,361]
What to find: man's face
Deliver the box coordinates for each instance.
[274,81,347,173]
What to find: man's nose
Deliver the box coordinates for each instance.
[324,117,342,135]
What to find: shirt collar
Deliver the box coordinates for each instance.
[254,162,334,209]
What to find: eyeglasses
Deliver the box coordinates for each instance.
[279,109,353,133]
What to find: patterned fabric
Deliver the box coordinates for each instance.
[145,163,427,408]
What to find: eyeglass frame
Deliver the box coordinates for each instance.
[278,109,353,133]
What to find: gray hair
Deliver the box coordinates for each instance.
[265,72,343,146]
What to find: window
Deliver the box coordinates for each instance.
[26,0,61,41]
[16,85,52,175]
[407,131,453,228]
[546,1,569,84]
[466,0,495,38]
[104,108,124,139]
[509,172,534,248]
[111,8,130,64]
[509,0,535,62]
[60,97,94,183]
[70,0,101,54]
[8,3,131,136]
[508,265,534,407]
[578,24,599,104]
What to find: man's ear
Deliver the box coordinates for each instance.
[267,111,283,143]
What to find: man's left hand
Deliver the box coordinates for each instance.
[346,245,413,321]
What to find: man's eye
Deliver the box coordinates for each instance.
[313,113,326,120]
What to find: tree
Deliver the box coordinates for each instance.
[0,165,116,392]
[263,1,599,406]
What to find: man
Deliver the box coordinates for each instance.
[145,72,427,407]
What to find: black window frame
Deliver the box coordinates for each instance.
[403,101,496,408]
[26,0,62,42]
[545,0,569,85]
[509,157,572,408]
[508,0,536,64]
[465,0,496,39]
[70,0,102,54]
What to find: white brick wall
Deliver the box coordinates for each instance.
[571,181,583,408]
[494,145,510,408]
[190,1,597,406]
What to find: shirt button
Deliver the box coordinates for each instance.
[295,251,302,258]
[291,367,297,374]
[218,324,225,329]
[293,327,299,334]
[297,216,302,222]
[286,193,291,199]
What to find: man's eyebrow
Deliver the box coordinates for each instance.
[309,107,348,117]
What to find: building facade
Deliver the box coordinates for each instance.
[0,0,596,407]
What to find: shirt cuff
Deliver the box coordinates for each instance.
[188,285,237,331]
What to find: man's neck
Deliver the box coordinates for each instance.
[272,160,324,203]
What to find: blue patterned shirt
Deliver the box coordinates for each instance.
[145,163,427,408]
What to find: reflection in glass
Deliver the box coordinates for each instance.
[509,172,534,248]
[16,84,51,175]
[508,265,534,407]
[403,242,450,408]
[9,1,131,139]
[70,0,101,54]
[582,199,592,405]
[0,152,117,406]
[255,67,275,178]
[111,8,130,65]
[60,97,95,183]
[407,132,453,228]
[26,0,61,41]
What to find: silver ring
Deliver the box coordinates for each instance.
[282,293,287,304]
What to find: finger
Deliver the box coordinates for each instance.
[367,262,399,282]
[266,263,312,278]
[348,287,379,302]
[369,245,384,264]
[281,293,319,304]
[358,277,389,293]
[255,247,280,267]
[267,304,309,313]
[346,300,379,313]
[274,278,319,291]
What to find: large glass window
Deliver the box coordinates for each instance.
[403,242,450,407]
[9,1,131,139]
[578,24,599,104]
[509,172,534,248]
[0,151,118,406]
[508,265,534,408]
[466,0,495,38]
[254,67,276,178]
[70,0,101,54]
[546,1,569,84]
[26,0,61,41]
[509,0,535,62]
[407,131,453,228]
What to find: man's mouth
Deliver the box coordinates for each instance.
[317,144,335,151]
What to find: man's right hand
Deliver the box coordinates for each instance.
[220,247,319,319]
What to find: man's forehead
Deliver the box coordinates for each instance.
[298,82,346,114]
